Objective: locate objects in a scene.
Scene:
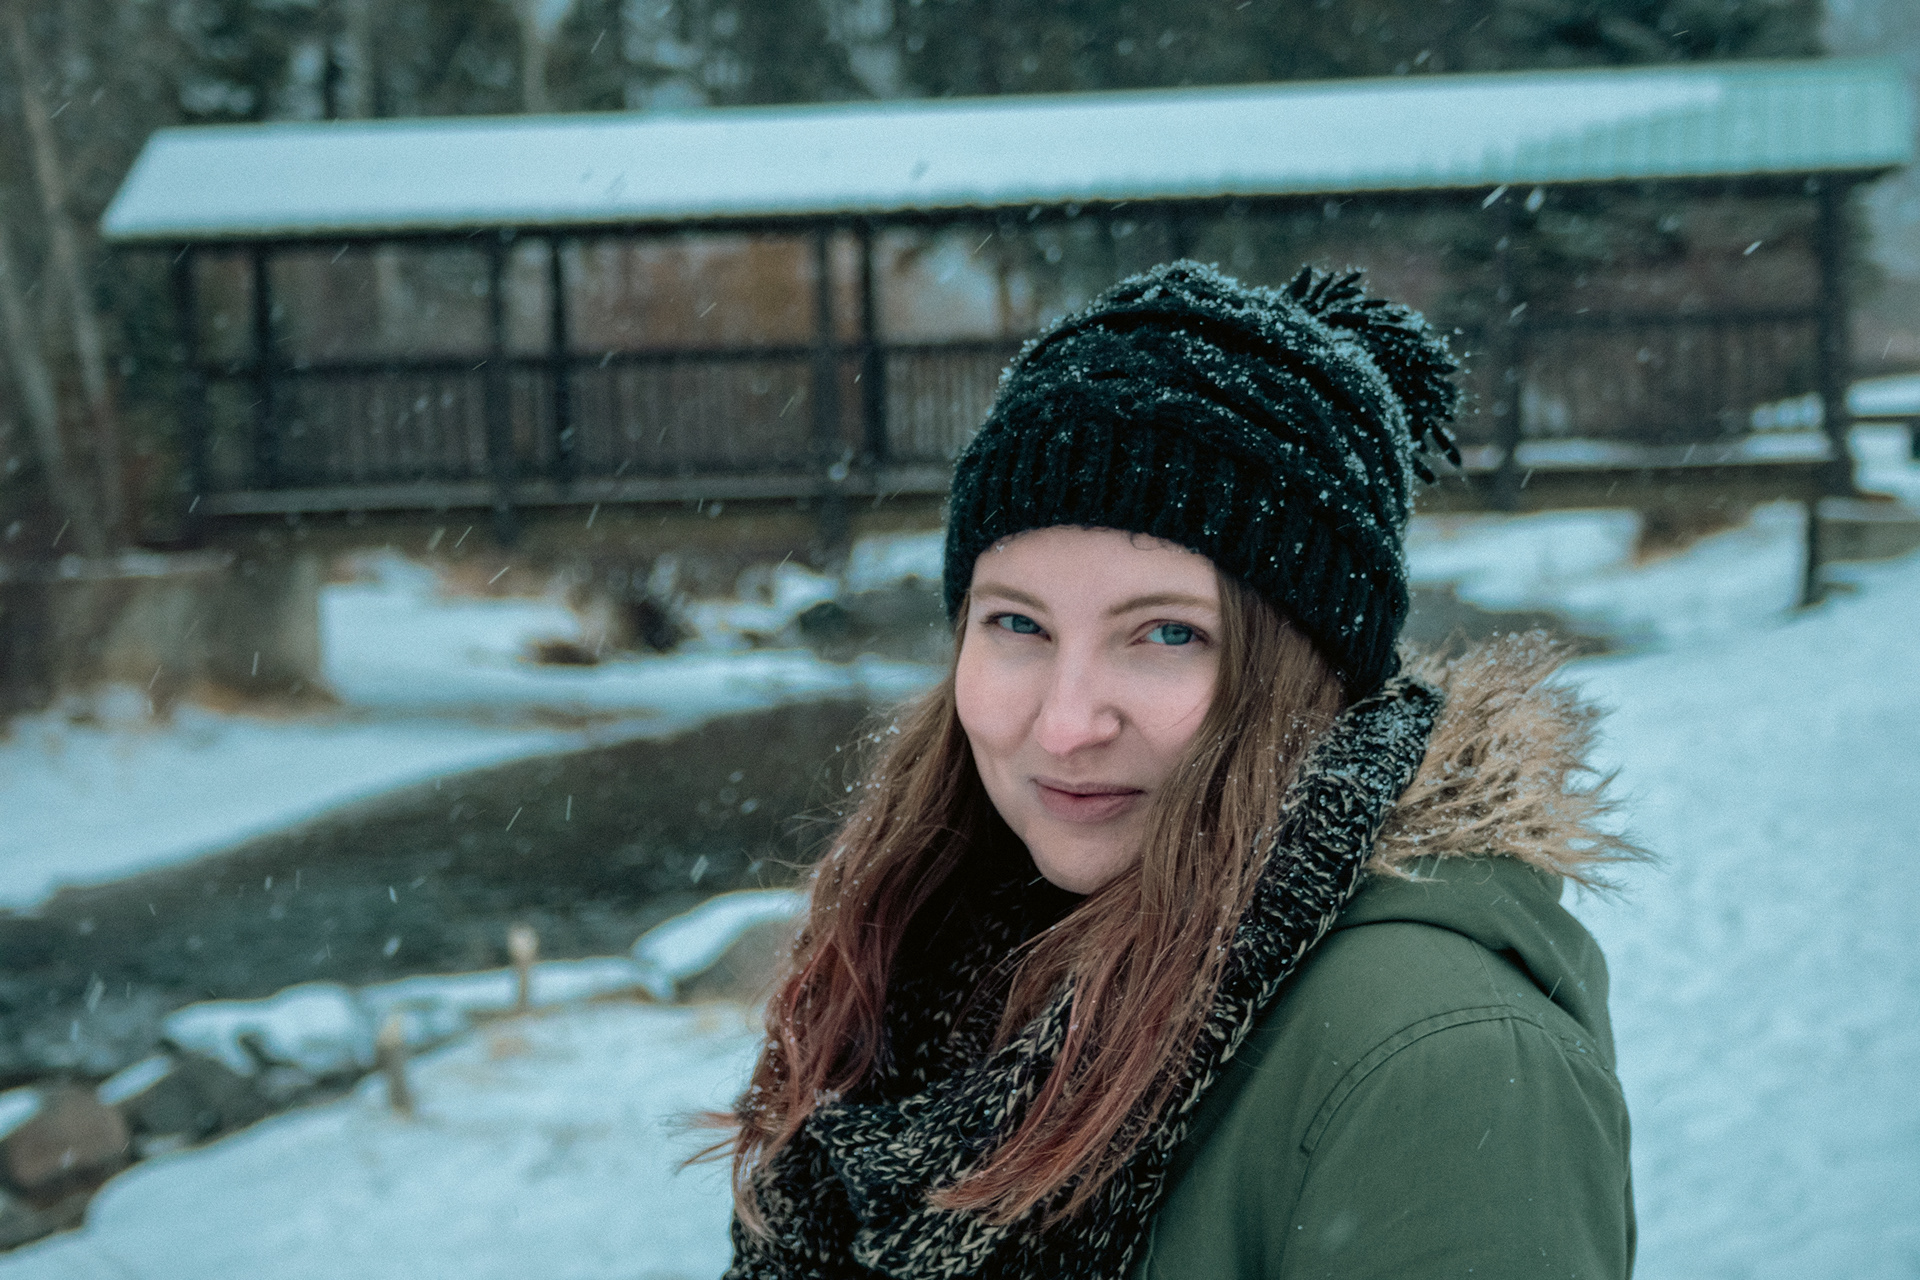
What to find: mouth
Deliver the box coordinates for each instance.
[1032,778,1146,824]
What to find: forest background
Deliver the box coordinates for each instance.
[0,0,1912,559]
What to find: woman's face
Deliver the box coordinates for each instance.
[954,526,1222,894]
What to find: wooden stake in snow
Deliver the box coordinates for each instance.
[508,923,539,1012]
[375,1014,413,1117]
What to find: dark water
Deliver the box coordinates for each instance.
[0,699,878,1084]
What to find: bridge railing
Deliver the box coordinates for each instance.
[190,337,1022,510]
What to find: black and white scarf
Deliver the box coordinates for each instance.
[726,676,1441,1280]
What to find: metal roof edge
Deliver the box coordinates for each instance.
[100,171,1903,248]
[100,55,1914,245]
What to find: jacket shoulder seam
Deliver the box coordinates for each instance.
[1298,1004,1546,1156]
[1466,935,1616,1070]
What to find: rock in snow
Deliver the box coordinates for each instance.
[631,889,806,1002]
[162,985,374,1080]
[160,957,676,1088]
[0,1088,129,1197]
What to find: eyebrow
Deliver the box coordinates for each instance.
[1105,591,1218,618]
[970,583,1218,618]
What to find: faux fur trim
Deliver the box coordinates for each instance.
[1373,633,1647,887]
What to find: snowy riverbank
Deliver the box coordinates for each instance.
[0,543,940,912]
[3,543,1916,1277]
[0,489,1824,912]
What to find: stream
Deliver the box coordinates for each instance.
[0,698,877,1087]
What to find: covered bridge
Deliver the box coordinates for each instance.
[104,57,1911,548]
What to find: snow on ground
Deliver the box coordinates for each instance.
[843,531,944,594]
[1408,425,1920,649]
[152,895,800,1078]
[678,562,840,649]
[1562,549,1920,1280]
[0,1002,761,1280]
[162,958,656,1077]
[1852,423,1920,507]
[1,548,939,911]
[0,710,589,909]
[1406,501,1810,648]
[631,889,805,1000]
[322,550,933,718]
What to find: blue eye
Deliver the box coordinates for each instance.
[992,613,1043,635]
[1146,622,1197,646]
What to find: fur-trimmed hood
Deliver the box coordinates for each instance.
[1374,634,1645,886]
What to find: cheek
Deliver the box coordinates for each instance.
[954,633,1037,787]
[952,634,1004,756]
[1133,665,1219,765]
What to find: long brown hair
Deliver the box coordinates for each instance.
[728,571,1346,1228]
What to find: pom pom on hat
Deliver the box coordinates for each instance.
[1285,267,1462,482]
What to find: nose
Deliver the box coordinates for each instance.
[1032,646,1124,758]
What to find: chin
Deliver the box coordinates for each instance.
[1027,835,1135,895]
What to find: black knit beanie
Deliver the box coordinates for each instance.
[941,260,1461,697]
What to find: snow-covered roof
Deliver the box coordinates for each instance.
[103,57,1912,244]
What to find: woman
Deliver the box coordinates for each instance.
[721,262,1638,1279]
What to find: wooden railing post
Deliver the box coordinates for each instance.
[1488,194,1526,512]
[857,222,886,467]
[170,247,210,537]
[812,228,847,556]
[485,233,518,544]
[249,246,279,489]
[547,235,573,484]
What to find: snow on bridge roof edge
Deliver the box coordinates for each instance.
[102,57,1914,245]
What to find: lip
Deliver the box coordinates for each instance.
[1032,777,1145,824]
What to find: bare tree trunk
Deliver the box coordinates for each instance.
[0,216,102,556]
[514,0,551,112]
[338,0,376,119]
[7,4,124,545]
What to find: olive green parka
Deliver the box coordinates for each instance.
[1135,644,1638,1280]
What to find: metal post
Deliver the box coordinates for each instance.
[857,222,885,467]
[170,247,210,538]
[1489,196,1525,511]
[485,235,518,545]
[547,236,573,484]
[1803,179,1858,605]
[1801,496,1825,609]
[249,246,278,489]
[1814,180,1856,495]
[812,228,847,557]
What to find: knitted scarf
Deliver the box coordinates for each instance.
[727,675,1441,1280]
